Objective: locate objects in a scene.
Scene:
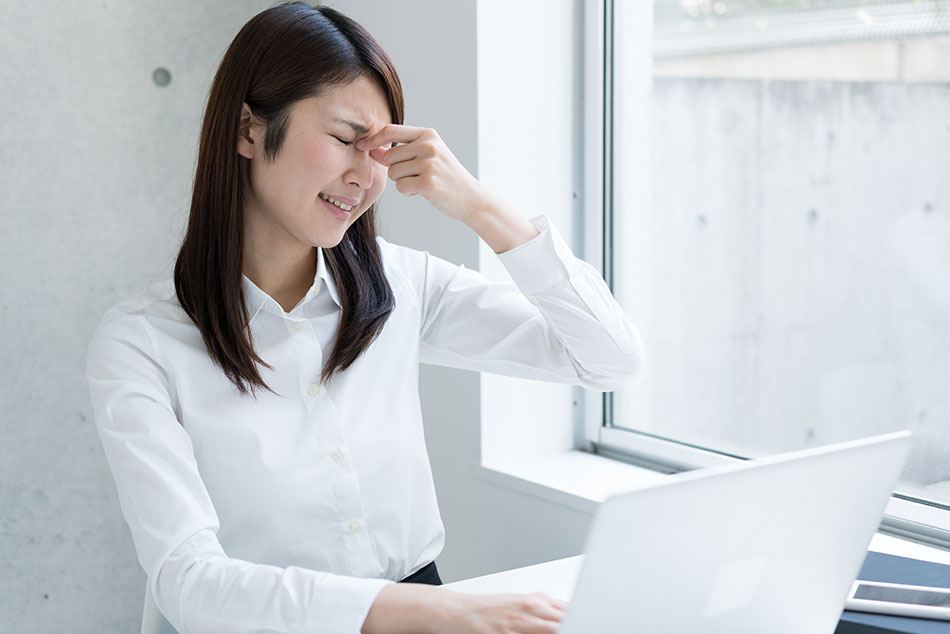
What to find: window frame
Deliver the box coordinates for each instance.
[580,0,950,550]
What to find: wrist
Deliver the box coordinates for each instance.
[427,588,471,633]
[362,583,457,634]
[463,193,540,255]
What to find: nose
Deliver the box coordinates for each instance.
[345,147,376,191]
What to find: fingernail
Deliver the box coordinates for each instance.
[356,140,366,150]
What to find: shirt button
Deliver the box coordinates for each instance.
[331,450,344,463]
[308,383,324,397]
[293,321,305,331]
[348,521,361,533]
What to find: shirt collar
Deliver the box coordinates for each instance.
[316,246,342,308]
[241,247,342,324]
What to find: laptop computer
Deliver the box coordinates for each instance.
[458,431,913,633]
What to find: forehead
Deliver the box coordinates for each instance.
[306,76,392,133]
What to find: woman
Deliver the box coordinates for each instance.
[85,2,644,633]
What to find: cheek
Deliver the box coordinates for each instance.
[247,159,283,207]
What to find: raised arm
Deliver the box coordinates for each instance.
[391,212,643,391]
[357,124,643,390]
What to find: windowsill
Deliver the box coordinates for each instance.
[474,450,669,515]
[475,450,950,566]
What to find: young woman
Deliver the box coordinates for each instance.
[85,3,644,633]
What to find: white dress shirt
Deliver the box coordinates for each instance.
[85,214,643,634]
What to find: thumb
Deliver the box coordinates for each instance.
[369,146,389,166]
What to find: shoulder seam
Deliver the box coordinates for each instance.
[134,314,167,370]
[377,239,418,302]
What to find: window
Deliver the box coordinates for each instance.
[583,0,950,543]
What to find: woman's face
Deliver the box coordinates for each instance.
[238,75,392,252]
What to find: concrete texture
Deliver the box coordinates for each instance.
[616,78,950,494]
[0,2,280,631]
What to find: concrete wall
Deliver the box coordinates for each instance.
[616,78,950,493]
[654,36,950,83]
[0,1,594,631]
[1,2,277,631]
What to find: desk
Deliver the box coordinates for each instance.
[447,555,582,600]
[446,533,950,631]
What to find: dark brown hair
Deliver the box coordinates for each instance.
[174,1,402,397]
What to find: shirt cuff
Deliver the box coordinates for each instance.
[496,214,577,296]
[307,574,394,633]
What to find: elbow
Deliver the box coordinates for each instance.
[608,321,645,388]
[620,334,645,380]
[153,551,204,634]
[579,335,645,392]
[578,351,644,393]
[152,531,228,634]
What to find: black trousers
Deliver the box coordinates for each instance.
[398,561,442,585]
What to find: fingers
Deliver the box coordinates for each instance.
[523,592,566,622]
[387,158,423,182]
[393,174,425,197]
[356,123,429,150]
[503,592,565,632]
[368,146,388,165]
[457,591,567,634]
[366,135,423,170]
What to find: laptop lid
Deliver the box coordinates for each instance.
[559,431,912,634]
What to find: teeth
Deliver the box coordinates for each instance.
[320,193,353,211]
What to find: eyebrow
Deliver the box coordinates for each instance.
[332,118,371,135]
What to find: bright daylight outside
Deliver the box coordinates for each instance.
[610,0,950,506]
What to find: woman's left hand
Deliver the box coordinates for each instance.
[357,125,488,223]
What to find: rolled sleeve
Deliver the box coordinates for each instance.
[498,215,642,360]
[414,214,644,391]
[308,572,393,633]
[494,215,576,295]
[155,529,392,634]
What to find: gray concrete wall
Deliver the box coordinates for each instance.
[0,2,279,631]
[654,36,950,83]
[617,78,950,495]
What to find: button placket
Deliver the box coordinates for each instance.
[310,388,373,573]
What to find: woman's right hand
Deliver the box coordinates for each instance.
[361,583,567,634]
[445,590,567,633]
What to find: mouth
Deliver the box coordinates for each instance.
[319,193,353,221]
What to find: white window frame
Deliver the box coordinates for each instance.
[579,0,950,550]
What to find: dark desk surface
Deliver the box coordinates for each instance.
[836,551,950,634]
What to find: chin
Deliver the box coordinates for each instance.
[319,224,355,248]
[312,235,345,249]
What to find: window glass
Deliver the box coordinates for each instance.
[610,0,950,506]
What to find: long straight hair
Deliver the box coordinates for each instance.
[174,2,403,398]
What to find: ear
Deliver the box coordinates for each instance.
[237,102,263,159]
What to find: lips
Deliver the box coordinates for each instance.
[319,192,360,208]
[320,195,351,221]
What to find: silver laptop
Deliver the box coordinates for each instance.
[557,431,911,633]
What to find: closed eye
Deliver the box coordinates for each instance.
[332,135,354,146]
